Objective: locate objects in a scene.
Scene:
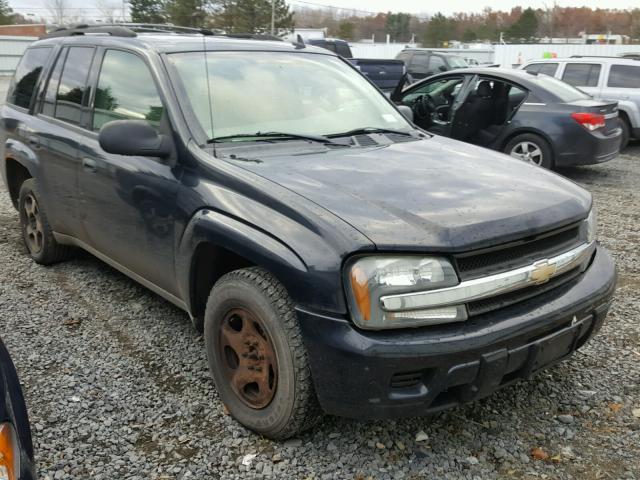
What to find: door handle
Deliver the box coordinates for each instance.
[82,158,98,173]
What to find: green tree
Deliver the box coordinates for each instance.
[166,0,209,27]
[337,21,355,40]
[216,0,294,34]
[385,12,411,42]
[462,29,477,42]
[0,0,13,25]
[423,13,451,47]
[506,7,538,42]
[129,0,165,23]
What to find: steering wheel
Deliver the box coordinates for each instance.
[414,93,438,121]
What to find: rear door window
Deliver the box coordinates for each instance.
[607,65,640,88]
[562,63,601,87]
[53,47,95,126]
[7,47,52,109]
[409,53,429,74]
[524,63,558,76]
[92,49,164,131]
[428,55,446,73]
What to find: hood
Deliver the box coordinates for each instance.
[221,136,591,252]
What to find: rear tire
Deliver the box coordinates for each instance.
[618,116,630,151]
[18,179,73,265]
[504,133,554,169]
[204,267,321,439]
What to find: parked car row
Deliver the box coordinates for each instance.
[0,24,618,455]
[520,56,640,149]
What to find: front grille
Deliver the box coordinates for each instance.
[454,224,582,281]
[467,267,582,317]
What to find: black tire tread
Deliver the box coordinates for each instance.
[206,266,322,439]
[19,179,73,265]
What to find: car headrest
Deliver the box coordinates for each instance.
[476,81,492,98]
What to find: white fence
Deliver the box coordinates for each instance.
[0,36,37,75]
[349,43,417,59]
[493,43,640,67]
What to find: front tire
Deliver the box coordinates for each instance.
[204,267,321,439]
[504,133,554,169]
[18,179,72,265]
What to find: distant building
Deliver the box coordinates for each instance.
[0,24,46,37]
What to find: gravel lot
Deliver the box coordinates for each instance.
[1,147,639,479]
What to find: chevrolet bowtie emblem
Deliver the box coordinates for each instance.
[530,260,557,284]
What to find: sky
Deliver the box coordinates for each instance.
[9,0,640,23]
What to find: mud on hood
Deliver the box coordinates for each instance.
[221,136,591,252]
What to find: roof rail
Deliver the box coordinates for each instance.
[570,54,639,60]
[40,24,138,39]
[40,23,219,39]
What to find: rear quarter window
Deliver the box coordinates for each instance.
[534,75,590,102]
[7,47,52,109]
[607,65,640,88]
[562,63,601,87]
[524,63,558,76]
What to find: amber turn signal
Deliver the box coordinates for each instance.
[349,265,371,321]
[0,422,18,480]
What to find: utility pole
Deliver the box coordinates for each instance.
[271,0,275,35]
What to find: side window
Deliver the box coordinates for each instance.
[562,63,601,87]
[428,55,446,73]
[524,63,541,74]
[54,47,95,126]
[335,42,351,58]
[92,50,164,132]
[607,65,640,88]
[7,47,52,109]
[538,63,559,76]
[402,77,465,104]
[409,53,429,74]
[525,63,558,76]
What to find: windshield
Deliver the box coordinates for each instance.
[448,56,469,68]
[534,75,590,102]
[167,51,411,141]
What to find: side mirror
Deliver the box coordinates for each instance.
[397,105,414,123]
[98,120,173,158]
[438,65,447,72]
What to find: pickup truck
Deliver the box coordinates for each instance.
[307,38,405,92]
[0,24,617,440]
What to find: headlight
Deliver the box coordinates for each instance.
[585,208,597,243]
[345,256,467,329]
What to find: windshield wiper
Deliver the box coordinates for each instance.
[327,127,416,138]
[207,131,349,146]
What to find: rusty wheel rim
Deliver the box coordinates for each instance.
[218,308,278,409]
[23,193,43,254]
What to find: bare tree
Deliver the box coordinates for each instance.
[45,0,69,25]
[96,0,120,22]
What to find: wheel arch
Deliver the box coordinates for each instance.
[4,157,32,210]
[177,209,310,322]
[500,128,556,163]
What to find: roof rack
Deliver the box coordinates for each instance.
[40,23,218,39]
[40,23,288,42]
[570,55,639,60]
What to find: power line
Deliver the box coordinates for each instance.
[289,0,431,21]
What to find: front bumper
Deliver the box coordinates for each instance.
[298,245,616,419]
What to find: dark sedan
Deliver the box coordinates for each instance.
[392,68,622,168]
[0,338,35,479]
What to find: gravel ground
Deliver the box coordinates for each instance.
[1,147,639,480]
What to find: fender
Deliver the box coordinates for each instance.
[176,208,346,317]
[616,101,640,129]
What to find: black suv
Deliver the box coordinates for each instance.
[0,24,616,439]
[396,48,469,81]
